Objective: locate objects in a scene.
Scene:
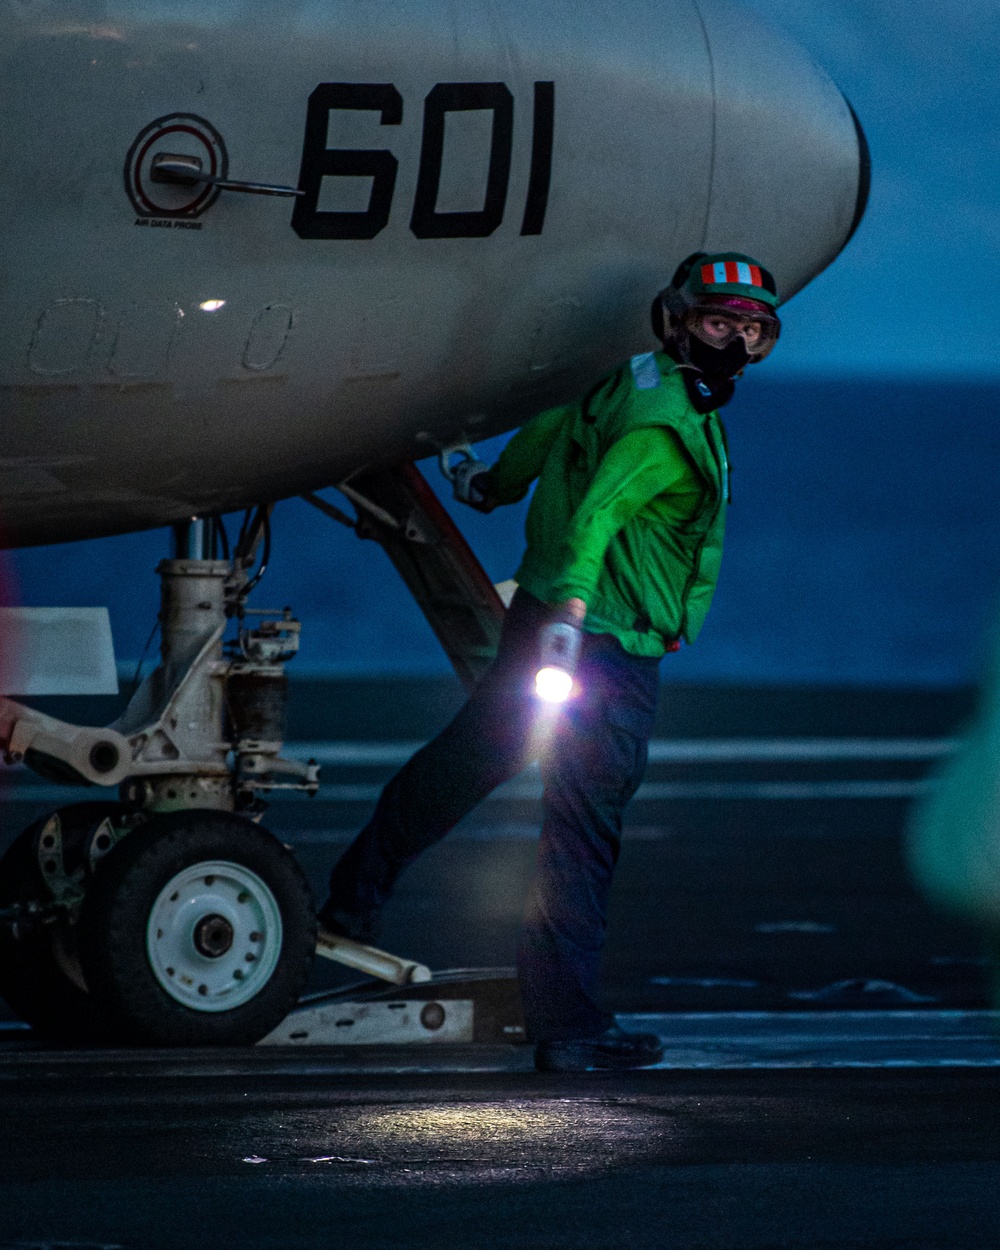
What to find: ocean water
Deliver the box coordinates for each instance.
[10,375,1000,686]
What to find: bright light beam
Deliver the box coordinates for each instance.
[535,665,573,703]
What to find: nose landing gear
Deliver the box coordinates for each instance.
[0,513,319,1046]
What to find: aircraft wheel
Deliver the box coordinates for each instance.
[0,803,131,1043]
[80,810,316,1046]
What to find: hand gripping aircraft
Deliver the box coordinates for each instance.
[0,0,868,1047]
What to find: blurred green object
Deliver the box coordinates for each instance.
[908,626,1000,1003]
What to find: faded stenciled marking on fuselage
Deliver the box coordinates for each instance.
[243,305,295,372]
[21,302,294,384]
[28,300,104,377]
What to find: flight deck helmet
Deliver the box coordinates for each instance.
[653,251,781,365]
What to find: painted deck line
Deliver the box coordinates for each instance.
[294,778,936,802]
[0,1012,995,1074]
[284,737,959,767]
[0,737,951,807]
[263,815,912,841]
[617,1009,1000,1069]
[0,778,938,806]
[634,779,935,801]
[0,742,956,792]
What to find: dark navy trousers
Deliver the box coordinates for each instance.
[326,589,660,1041]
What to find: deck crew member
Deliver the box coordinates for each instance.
[320,252,782,1071]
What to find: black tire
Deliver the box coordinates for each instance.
[79,810,316,1046]
[0,803,129,1044]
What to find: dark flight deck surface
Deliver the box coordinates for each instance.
[0,1063,998,1250]
[0,681,997,1248]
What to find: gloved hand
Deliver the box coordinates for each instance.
[556,597,587,626]
[451,459,495,512]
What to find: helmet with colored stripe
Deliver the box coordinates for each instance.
[652,250,781,368]
[684,252,779,309]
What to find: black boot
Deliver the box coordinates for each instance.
[534,1023,664,1073]
[316,899,380,946]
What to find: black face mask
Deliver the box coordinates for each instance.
[681,368,735,414]
[687,334,751,378]
[662,326,742,412]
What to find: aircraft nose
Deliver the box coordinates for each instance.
[696,0,870,299]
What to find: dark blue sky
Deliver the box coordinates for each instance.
[743,0,998,377]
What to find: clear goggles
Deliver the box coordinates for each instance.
[683,301,781,361]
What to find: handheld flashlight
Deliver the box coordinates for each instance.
[535,620,582,703]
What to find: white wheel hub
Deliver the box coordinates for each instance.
[145,860,283,1012]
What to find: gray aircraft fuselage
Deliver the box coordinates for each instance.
[0,0,867,547]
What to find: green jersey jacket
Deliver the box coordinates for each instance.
[489,351,730,659]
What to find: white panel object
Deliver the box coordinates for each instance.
[493,580,518,609]
[0,608,118,696]
[260,998,474,1046]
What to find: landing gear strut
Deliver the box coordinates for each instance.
[0,514,319,1045]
